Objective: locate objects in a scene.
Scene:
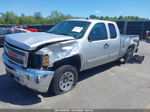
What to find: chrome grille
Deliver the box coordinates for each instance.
[4,42,29,67]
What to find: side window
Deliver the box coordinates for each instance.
[22,27,26,29]
[89,23,107,41]
[7,29,13,34]
[108,24,117,39]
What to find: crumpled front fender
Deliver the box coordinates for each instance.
[36,40,81,67]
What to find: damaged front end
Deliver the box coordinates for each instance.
[3,39,81,93]
[3,52,54,93]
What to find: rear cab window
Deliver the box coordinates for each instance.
[108,23,117,39]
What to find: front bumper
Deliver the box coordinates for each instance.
[2,53,54,93]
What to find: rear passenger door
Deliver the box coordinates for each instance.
[86,23,111,68]
[108,23,120,61]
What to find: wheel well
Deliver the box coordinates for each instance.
[123,44,135,58]
[52,55,81,71]
[128,44,135,50]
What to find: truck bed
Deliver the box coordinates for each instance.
[119,35,139,57]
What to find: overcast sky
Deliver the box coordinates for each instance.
[0,0,149,18]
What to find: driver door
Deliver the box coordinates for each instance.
[85,23,111,68]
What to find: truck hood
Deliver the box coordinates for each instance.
[5,32,75,50]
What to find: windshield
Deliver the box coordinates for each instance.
[47,20,91,39]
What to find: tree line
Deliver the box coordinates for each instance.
[0,11,77,25]
[89,15,149,21]
[0,10,149,25]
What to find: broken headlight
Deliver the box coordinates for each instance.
[42,55,49,67]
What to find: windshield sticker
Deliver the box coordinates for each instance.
[72,27,83,33]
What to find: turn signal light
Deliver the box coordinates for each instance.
[42,55,49,67]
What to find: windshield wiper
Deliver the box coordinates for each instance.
[47,31,68,36]
[47,31,54,33]
[56,33,75,38]
[58,33,70,36]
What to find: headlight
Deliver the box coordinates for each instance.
[42,55,49,67]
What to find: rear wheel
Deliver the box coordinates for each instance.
[51,65,78,95]
[124,48,134,63]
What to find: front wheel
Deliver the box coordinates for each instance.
[50,65,78,95]
[124,48,134,63]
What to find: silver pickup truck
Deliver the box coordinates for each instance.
[2,19,139,95]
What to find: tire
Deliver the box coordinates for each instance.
[50,65,78,95]
[124,48,134,63]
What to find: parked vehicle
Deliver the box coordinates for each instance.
[15,25,38,32]
[146,31,150,43]
[2,19,139,95]
[146,36,150,43]
[0,28,30,46]
[0,27,5,31]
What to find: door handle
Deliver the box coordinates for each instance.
[104,43,109,49]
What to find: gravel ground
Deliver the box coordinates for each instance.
[0,41,150,109]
